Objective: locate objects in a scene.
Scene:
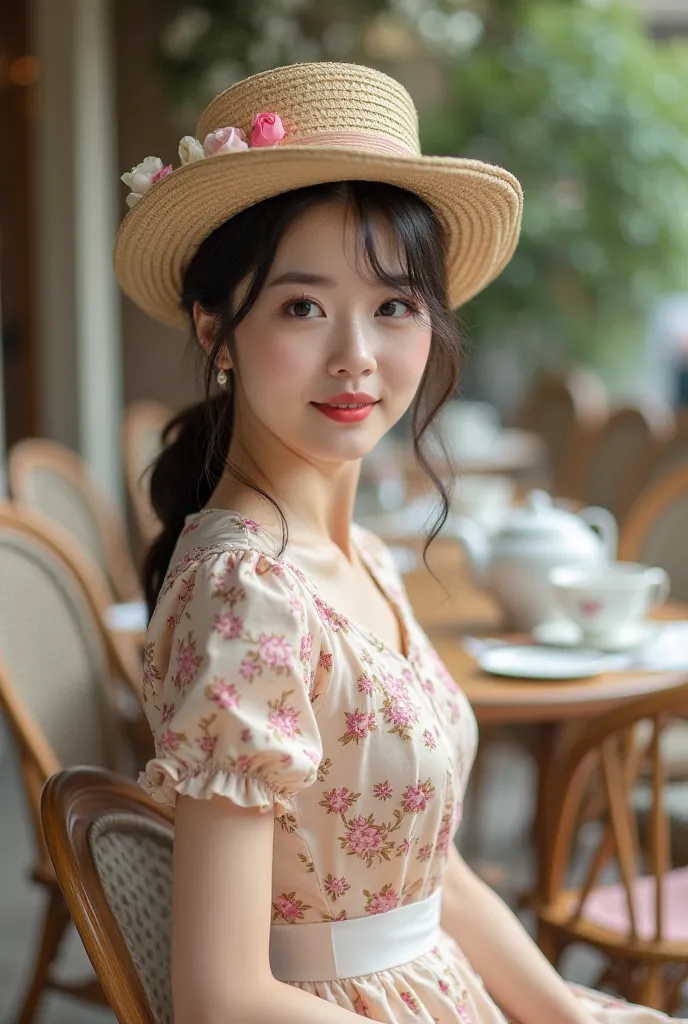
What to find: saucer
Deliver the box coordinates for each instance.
[532,619,659,653]
[478,645,607,681]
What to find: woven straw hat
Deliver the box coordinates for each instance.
[113,62,523,329]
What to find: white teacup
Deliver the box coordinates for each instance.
[548,562,671,642]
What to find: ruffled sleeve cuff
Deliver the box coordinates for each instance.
[139,758,300,816]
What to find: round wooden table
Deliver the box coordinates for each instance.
[403,540,688,725]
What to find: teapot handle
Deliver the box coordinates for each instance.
[578,505,618,559]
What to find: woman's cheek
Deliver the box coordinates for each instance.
[384,335,432,391]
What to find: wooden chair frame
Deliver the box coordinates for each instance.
[619,461,688,566]
[41,767,174,1024]
[622,409,688,519]
[534,681,688,1012]
[0,503,150,1022]
[122,401,173,547]
[9,437,142,602]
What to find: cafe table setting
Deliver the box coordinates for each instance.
[390,481,688,881]
[398,483,688,720]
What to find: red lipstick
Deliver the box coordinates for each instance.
[311,392,379,424]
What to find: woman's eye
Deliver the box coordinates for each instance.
[286,299,323,318]
[377,299,413,318]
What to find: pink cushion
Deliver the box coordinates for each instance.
[581,865,688,942]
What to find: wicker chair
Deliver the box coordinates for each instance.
[41,766,174,1024]
[533,681,688,1013]
[0,503,149,1023]
[8,437,141,603]
[122,400,174,548]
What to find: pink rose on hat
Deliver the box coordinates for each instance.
[250,112,285,147]
[203,126,248,156]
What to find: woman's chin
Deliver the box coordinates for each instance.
[303,432,384,466]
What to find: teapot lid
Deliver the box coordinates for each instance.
[498,490,594,542]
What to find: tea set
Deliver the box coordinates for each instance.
[447,483,671,681]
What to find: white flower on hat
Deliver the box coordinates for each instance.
[203,126,248,156]
[178,136,205,165]
[121,156,171,208]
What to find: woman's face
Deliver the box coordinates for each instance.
[227,201,433,468]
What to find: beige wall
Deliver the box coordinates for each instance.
[115,0,202,414]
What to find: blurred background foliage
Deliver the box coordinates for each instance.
[154,0,688,375]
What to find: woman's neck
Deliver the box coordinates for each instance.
[208,431,362,559]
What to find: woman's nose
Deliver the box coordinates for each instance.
[326,322,377,377]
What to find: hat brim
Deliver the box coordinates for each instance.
[113,146,522,329]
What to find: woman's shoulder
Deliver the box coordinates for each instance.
[153,510,313,624]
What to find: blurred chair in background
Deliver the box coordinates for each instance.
[624,410,688,517]
[0,504,149,1023]
[534,682,688,1013]
[619,462,688,604]
[8,437,141,603]
[122,400,173,548]
[41,767,173,1024]
[514,368,608,499]
[619,463,688,785]
[580,404,673,521]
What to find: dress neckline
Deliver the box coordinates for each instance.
[183,508,413,665]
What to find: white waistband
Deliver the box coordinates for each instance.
[269,888,442,983]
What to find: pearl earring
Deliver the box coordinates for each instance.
[216,368,228,387]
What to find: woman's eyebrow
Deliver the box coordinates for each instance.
[267,270,411,288]
[268,271,335,288]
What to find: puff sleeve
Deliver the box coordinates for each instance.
[139,547,324,815]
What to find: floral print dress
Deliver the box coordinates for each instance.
[140,509,683,1023]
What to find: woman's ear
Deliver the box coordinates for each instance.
[193,300,232,369]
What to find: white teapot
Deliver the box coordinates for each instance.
[451,490,618,631]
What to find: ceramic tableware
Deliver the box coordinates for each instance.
[531,618,659,653]
[548,562,670,646]
[478,645,607,680]
[451,490,618,632]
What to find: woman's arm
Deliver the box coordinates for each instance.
[172,794,361,1024]
[441,845,595,1024]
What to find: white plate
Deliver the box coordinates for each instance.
[532,619,658,653]
[478,645,607,680]
[104,601,148,633]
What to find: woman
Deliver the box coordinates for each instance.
[115,62,683,1023]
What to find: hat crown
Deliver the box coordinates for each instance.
[196,62,421,156]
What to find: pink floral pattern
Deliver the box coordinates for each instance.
[363,882,399,915]
[272,891,311,923]
[137,511,668,1024]
[323,874,351,901]
[339,708,377,745]
[373,780,393,801]
[206,676,240,709]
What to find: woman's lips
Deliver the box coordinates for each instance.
[311,397,379,424]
